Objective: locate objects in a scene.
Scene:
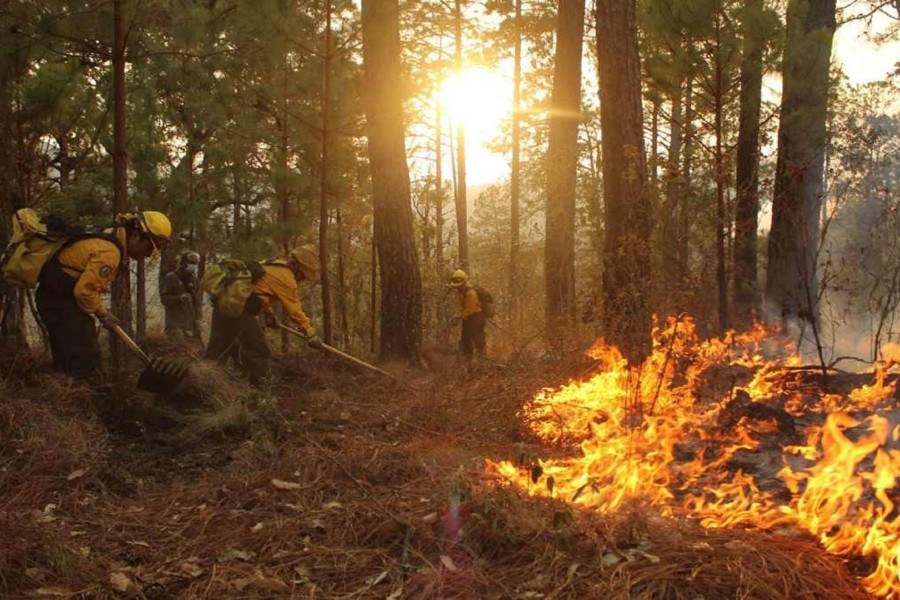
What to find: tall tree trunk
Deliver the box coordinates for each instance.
[765,0,836,326]
[336,204,349,348]
[733,0,765,325]
[661,82,683,302]
[0,26,26,350]
[680,72,694,276]
[320,0,334,344]
[453,0,468,270]
[361,0,423,362]
[435,64,444,275]
[111,0,131,374]
[713,10,728,334]
[509,0,522,320]
[596,0,651,363]
[545,0,584,348]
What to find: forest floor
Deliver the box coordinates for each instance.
[0,338,876,599]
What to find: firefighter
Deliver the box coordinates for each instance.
[205,245,321,386]
[35,211,172,382]
[160,250,200,342]
[449,269,486,359]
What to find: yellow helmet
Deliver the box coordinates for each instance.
[136,211,172,253]
[450,269,468,287]
[289,245,320,281]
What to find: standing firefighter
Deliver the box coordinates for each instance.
[204,246,321,386]
[160,251,200,342]
[449,269,487,360]
[35,211,172,382]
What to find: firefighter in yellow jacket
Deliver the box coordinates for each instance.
[449,269,486,359]
[205,246,321,386]
[35,211,172,381]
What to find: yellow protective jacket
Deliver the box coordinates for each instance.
[457,284,482,319]
[253,263,315,336]
[54,228,126,317]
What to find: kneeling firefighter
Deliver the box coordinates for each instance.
[204,246,321,386]
[36,212,172,382]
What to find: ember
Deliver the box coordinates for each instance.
[489,316,900,597]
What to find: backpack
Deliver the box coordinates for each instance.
[474,285,495,319]
[0,209,120,289]
[200,259,266,318]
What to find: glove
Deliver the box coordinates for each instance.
[264,312,279,329]
[98,312,120,331]
[307,335,323,349]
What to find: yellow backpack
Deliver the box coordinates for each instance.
[2,209,72,288]
[200,259,266,318]
[1,209,122,289]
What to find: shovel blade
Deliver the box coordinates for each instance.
[137,357,190,394]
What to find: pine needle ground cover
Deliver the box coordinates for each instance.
[0,344,874,599]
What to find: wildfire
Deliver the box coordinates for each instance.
[488,316,900,597]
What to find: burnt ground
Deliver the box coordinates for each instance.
[0,343,874,599]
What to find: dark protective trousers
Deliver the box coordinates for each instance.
[35,260,102,382]
[460,312,486,358]
[205,306,270,385]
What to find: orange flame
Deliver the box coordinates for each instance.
[488,316,900,596]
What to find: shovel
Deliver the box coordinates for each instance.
[279,324,393,379]
[110,325,191,393]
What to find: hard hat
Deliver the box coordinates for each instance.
[181,251,200,264]
[137,211,172,254]
[450,269,468,287]
[289,245,320,281]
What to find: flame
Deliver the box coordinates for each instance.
[488,316,900,596]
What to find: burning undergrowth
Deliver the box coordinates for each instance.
[489,316,900,597]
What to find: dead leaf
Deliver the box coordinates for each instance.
[218,548,256,562]
[31,587,71,596]
[421,512,438,524]
[440,555,458,572]
[245,572,289,592]
[179,561,204,578]
[601,552,622,566]
[126,540,151,548]
[250,522,264,533]
[109,571,140,595]
[387,587,403,600]
[271,478,303,491]
[322,501,343,510]
[66,468,87,481]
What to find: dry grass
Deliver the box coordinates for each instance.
[0,348,876,599]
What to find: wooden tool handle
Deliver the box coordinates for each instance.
[110,324,152,365]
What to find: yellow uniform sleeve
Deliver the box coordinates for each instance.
[255,266,315,336]
[54,237,122,316]
[460,286,481,319]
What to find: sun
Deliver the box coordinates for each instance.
[440,66,511,147]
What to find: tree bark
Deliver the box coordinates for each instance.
[596,0,652,363]
[545,0,584,347]
[453,0,468,270]
[713,10,728,334]
[0,25,26,350]
[733,0,765,325]
[509,0,522,321]
[320,0,334,344]
[111,0,131,374]
[765,0,836,326]
[362,0,423,362]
